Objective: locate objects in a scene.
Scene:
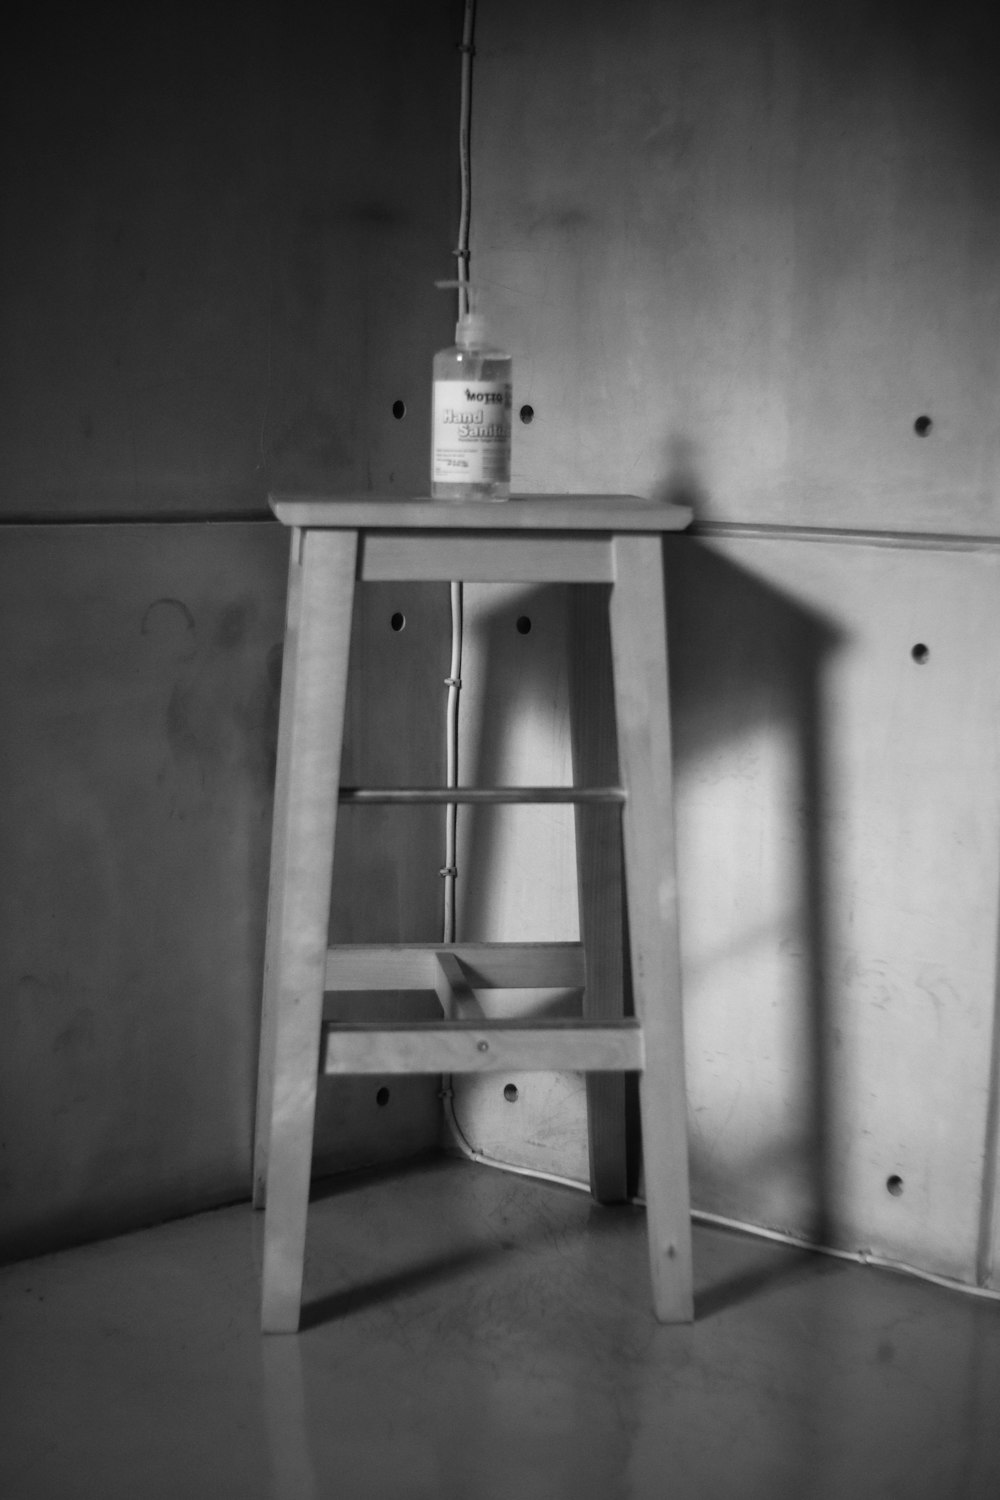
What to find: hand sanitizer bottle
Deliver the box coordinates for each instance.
[431,296,512,501]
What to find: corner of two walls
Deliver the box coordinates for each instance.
[5,0,1000,1293]
[450,0,1000,1289]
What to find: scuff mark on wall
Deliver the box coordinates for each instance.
[140,597,197,660]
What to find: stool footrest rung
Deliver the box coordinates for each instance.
[338,786,625,805]
[325,942,586,993]
[322,1019,644,1075]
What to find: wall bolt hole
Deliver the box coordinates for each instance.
[914,415,932,436]
[911,643,929,664]
[376,1087,390,1107]
[392,400,406,420]
[886,1174,904,1196]
[519,405,534,424]
[390,612,406,632]
[503,1083,519,1103]
[516,615,532,635]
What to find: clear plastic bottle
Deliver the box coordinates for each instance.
[431,310,512,501]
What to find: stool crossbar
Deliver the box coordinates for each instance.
[253,493,693,1332]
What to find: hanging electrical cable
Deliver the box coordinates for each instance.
[456,0,475,323]
[438,2,477,1151]
[442,580,463,944]
[440,0,476,948]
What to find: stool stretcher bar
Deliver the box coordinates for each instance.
[358,533,616,584]
[322,1019,644,1075]
[338,786,626,805]
[324,942,586,993]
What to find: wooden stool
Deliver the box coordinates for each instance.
[253,493,694,1332]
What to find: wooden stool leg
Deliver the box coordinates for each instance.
[569,586,629,1204]
[260,529,358,1333]
[609,534,693,1323]
[253,532,304,1209]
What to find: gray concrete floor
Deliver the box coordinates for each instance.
[2,1153,999,1500]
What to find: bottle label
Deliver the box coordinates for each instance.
[432,380,512,485]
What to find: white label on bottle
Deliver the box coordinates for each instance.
[432,380,512,485]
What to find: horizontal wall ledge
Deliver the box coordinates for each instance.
[691,522,1000,553]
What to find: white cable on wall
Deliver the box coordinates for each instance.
[442,579,463,944]
[441,1142,1000,1305]
[439,1,476,1166]
[440,0,476,948]
[456,0,475,322]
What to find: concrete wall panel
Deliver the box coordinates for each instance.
[451,583,587,1182]
[675,537,1000,1281]
[0,0,459,516]
[0,524,282,1256]
[473,0,1000,534]
[451,536,1000,1284]
[444,0,1000,1289]
[0,0,462,1257]
[0,525,450,1261]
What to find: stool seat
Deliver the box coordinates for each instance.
[270,491,687,532]
[253,492,694,1332]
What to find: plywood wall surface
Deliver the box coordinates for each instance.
[472,0,1000,534]
[449,536,1000,1286]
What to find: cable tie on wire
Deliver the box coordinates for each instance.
[439,864,458,878]
[457,42,475,54]
[444,675,462,688]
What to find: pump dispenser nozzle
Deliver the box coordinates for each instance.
[435,278,487,348]
[454,311,487,347]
